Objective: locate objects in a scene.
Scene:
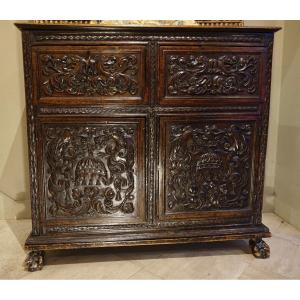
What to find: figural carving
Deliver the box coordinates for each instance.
[166,122,253,212]
[44,125,137,218]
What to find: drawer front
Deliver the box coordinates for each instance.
[37,117,146,229]
[158,115,259,223]
[159,46,265,106]
[32,45,148,105]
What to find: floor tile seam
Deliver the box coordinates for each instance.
[127,266,164,280]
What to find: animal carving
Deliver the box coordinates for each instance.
[45,125,136,217]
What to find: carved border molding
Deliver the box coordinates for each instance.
[32,20,244,27]
[195,20,244,27]
[35,34,263,43]
[46,217,251,233]
[147,41,158,223]
[38,105,259,115]
[39,106,149,114]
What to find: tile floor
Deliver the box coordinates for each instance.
[0,213,299,279]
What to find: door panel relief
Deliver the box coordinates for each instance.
[39,118,146,226]
[159,116,257,221]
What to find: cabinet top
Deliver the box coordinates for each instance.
[15,22,281,33]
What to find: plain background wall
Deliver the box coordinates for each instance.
[274,21,300,230]
[0,21,31,219]
[0,21,298,230]
[245,20,285,211]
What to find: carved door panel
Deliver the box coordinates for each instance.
[32,45,149,105]
[37,117,146,232]
[158,115,259,224]
[158,45,265,106]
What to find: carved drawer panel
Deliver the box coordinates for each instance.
[37,117,146,228]
[159,46,265,105]
[32,45,148,105]
[158,115,258,222]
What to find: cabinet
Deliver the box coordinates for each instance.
[16,23,279,271]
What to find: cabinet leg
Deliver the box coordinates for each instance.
[249,238,270,259]
[25,250,45,272]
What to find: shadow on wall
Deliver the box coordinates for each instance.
[0,110,31,220]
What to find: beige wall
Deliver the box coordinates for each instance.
[274,21,300,230]
[0,20,290,221]
[0,21,30,219]
[0,21,31,219]
[245,20,285,211]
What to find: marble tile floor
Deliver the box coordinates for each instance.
[0,213,299,279]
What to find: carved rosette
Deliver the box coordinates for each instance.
[44,124,137,218]
[166,122,253,212]
[166,54,259,97]
[39,53,139,97]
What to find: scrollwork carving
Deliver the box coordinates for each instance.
[166,54,259,96]
[166,122,254,212]
[44,124,137,218]
[39,53,139,97]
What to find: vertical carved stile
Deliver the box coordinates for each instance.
[150,41,156,106]
[22,32,40,235]
[148,41,158,223]
[254,34,274,224]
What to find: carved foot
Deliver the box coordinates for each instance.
[25,251,45,272]
[249,238,270,259]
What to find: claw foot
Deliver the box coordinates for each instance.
[249,238,270,259]
[25,250,45,272]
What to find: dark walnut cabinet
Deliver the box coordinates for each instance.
[16,23,280,271]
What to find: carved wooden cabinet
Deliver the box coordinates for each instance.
[16,23,280,271]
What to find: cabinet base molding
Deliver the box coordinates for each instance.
[25,224,271,251]
[24,226,270,271]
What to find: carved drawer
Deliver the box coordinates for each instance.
[158,115,259,224]
[32,45,149,105]
[158,45,266,106]
[36,116,146,231]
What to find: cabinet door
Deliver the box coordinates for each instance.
[158,115,258,225]
[37,117,146,232]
